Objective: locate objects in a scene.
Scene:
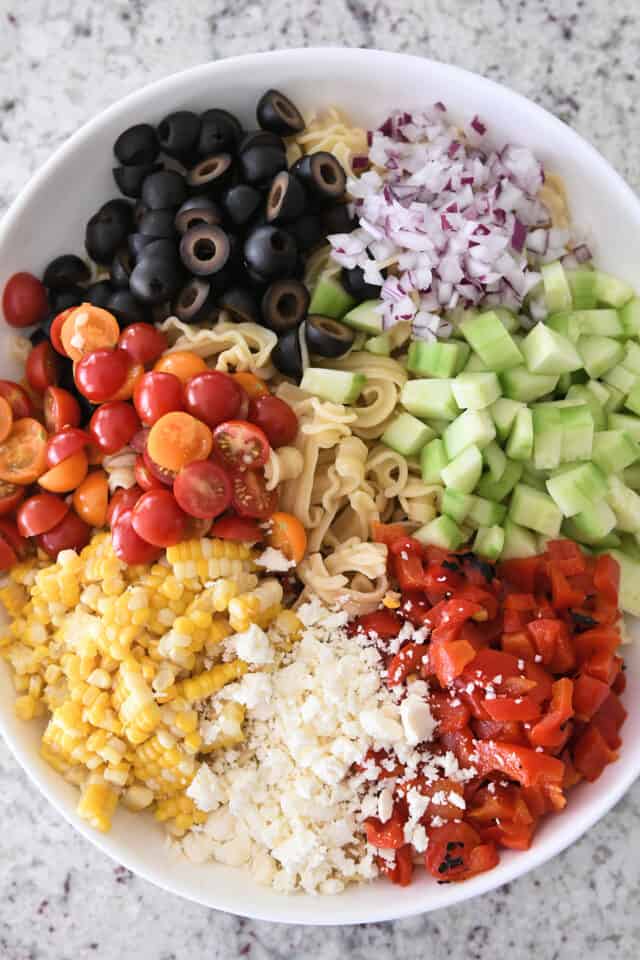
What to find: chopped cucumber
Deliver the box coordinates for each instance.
[618,533,640,561]
[451,372,501,410]
[407,340,468,378]
[592,270,635,308]
[563,499,617,545]
[477,460,523,502]
[365,332,391,356]
[467,495,507,528]
[521,464,548,492]
[620,298,640,338]
[506,407,534,462]
[608,412,640,441]
[521,322,582,375]
[603,364,638,396]
[565,385,606,431]
[473,525,505,561]
[531,404,562,470]
[623,463,640,490]
[566,309,624,338]
[567,270,598,310]
[420,438,448,484]
[605,385,626,413]
[415,515,464,551]
[443,409,496,459]
[560,403,594,461]
[621,341,640,375]
[440,444,483,494]
[500,366,559,403]
[483,440,507,481]
[464,353,490,373]
[381,412,434,457]
[442,488,473,523]
[401,379,460,421]
[501,519,540,559]
[341,299,384,334]
[493,307,519,333]
[576,335,624,379]
[624,381,640,417]
[489,397,525,443]
[546,312,578,342]
[541,261,572,313]
[429,418,451,437]
[509,483,563,536]
[546,462,607,517]
[300,368,366,404]
[608,550,640,616]
[309,274,356,319]
[592,430,640,474]
[460,311,523,371]
[557,372,573,395]
[607,474,640,532]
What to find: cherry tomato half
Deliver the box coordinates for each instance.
[233,372,270,399]
[0,480,24,516]
[133,371,184,426]
[213,420,270,471]
[49,309,73,356]
[267,511,307,563]
[26,341,59,393]
[111,509,162,564]
[17,493,70,537]
[147,412,212,472]
[0,418,48,485]
[209,514,264,543]
[231,470,277,519]
[2,272,48,328]
[184,371,244,430]
[61,304,120,362]
[107,485,142,528]
[46,427,92,468]
[134,455,165,491]
[72,471,109,527]
[248,395,298,448]
[131,489,187,547]
[0,380,34,420]
[154,350,207,383]
[173,460,232,519]
[130,428,150,453]
[0,517,28,558]
[119,323,168,367]
[105,362,144,402]
[142,447,176,486]
[43,386,81,432]
[0,534,17,571]
[89,401,140,454]
[38,510,91,558]
[0,397,13,444]
[39,449,88,493]
[75,348,130,403]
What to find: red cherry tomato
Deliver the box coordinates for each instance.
[106,485,143,528]
[230,470,277,519]
[133,371,184,426]
[26,341,59,393]
[130,428,150,453]
[131,489,187,547]
[46,427,92,468]
[118,323,168,367]
[0,533,17,571]
[212,420,270,471]
[142,447,176,486]
[111,508,162,564]
[209,514,264,543]
[0,517,28,558]
[75,349,130,403]
[0,380,34,419]
[49,309,73,356]
[248,395,298,448]
[0,480,24,516]
[43,386,81,432]
[17,493,70,537]
[0,397,13,444]
[134,454,165,491]
[173,460,232,519]
[89,401,140,454]
[184,371,244,430]
[2,272,48,328]
[37,510,91,558]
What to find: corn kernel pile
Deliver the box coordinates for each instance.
[0,532,288,835]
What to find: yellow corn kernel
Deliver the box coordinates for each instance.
[77,778,119,833]
[382,591,402,609]
[122,784,154,812]
[15,694,40,720]
[229,578,283,632]
[200,701,246,753]
[177,659,247,703]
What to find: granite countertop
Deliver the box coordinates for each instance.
[1,1,640,957]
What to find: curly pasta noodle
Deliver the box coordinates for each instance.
[288,107,368,175]
[264,446,304,492]
[397,479,442,525]
[158,314,277,377]
[365,445,409,500]
[539,172,570,230]
[298,539,388,615]
[327,353,408,439]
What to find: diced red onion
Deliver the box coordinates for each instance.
[511,219,527,253]
[471,116,487,136]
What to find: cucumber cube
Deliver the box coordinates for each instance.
[443,409,496,459]
[501,519,540,559]
[625,381,640,417]
[546,462,607,517]
[563,499,617,545]
[542,261,572,313]
[608,550,640,616]
[463,353,490,373]
[620,298,640,338]
[467,495,507,528]
[381,412,434,457]
[566,385,606,431]
[608,412,640,442]
[576,335,624,379]
[531,404,562,470]
[506,407,534,462]
[341,299,383,334]
[473,525,505,561]
[420,438,448,484]
[546,312,578,342]
[557,372,573,394]
[477,460,523,502]
[414,515,464,551]
[309,274,356,319]
[522,322,582,375]
[407,340,467,378]
[567,270,598,310]
[592,270,635,308]
[605,385,626,413]
[441,444,483,493]
[607,474,640,532]
[429,419,451,437]
[442,488,473,523]
[489,397,525,443]
[500,367,559,403]
[624,463,640,490]
[494,307,519,333]
[451,372,501,410]
[603,364,639,396]
[560,403,594,461]
[622,341,640,375]
[522,465,549,492]
[566,309,624,338]
[483,440,507,481]
[300,368,366,404]
[460,311,523,371]
[592,430,640,473]
[401,379,460,421]
[510,484,563,536]
[365,333,392,356]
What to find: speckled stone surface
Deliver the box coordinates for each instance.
[1,1,640,957]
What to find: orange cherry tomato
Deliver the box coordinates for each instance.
[72,470,109,527]
[0,418,48,484]
[267,511,307,564]
[38,449,88,493]
[60,303,120,362]
[49,309,74,356]
[0,397,13,443]
[147,412,213,472]
[233,371,270,399]
[153,350,207,383]
[105,362,144,402]
[46,427,91,467]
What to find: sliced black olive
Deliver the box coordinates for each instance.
[342,265,381,301]
[175,196,222,235]
[186,153,234,194]
[107,289,150,326]
[141,170,188,210]
[129,257,184,305]
[134,201,149,226]
[49,286,85,313]
[305,315,354,358]
[261,279,309,333]
[272,325,303,381]
[321,204,358,235]
[114,123,159,166]
[239,130,286,154]
[43,254,91,290]
[292,152,346,201]
[198,108,243,156]
[140,238,181,262]
[244,225,297,281]
[113,162,162,199]
[157,110,201,160]
[287,213,324,252]
[222,184,262,228]
[173,278,218,325]
[138,210,178,239]
[240,145,287,187]
[86,280,114,309]
[85,199,134,265]
[266,171,307,224]
[110,249,133,289]
[219,286,259,323]
[180,224,230,277]
[257,89,305,136]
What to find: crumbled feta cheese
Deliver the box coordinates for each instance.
[255,547,297,572]
[233,623,273,665]
[186,765,224,813]
[378,787,394,823]
[400,694,436,746]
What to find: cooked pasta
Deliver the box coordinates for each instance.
[264,446,304,491]
[539,172,570,229]
[288,107,368,175]
[327,353,408,439]
[298,539,388,615]
[159,314,277,377]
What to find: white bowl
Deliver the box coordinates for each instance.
[1,47,640,925]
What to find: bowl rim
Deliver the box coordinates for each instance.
[1,45,640,925]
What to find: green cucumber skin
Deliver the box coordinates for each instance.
[342,299,384,334]
[309,276,356,319]
[381,413,434,457]
[300,368,366,404]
